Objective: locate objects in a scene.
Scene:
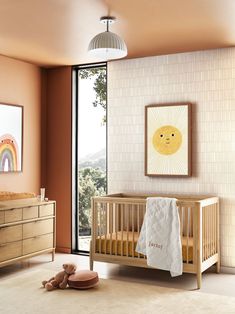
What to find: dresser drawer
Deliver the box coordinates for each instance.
[0,225,22,244]
[39,204,54,217]
[23,206,38,220]
[0,211,4,224]
[5,208,22,223]
[0,241,22,262]
[23,218,54,239]
[23,233,54,255]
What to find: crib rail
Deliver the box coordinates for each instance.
[91,194,219,289]
[202,202,219,262]
[92,200,146,259]
[92,197,217,267]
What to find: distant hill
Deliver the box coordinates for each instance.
[79,148,106,171]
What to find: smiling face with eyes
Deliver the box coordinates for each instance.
[152,125,182,155]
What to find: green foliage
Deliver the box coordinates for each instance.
[79,67,107,123]
[79,167,106,229]
[78,67,107,231]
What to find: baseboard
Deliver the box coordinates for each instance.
[221,266,235,274]
[56,247,72,254]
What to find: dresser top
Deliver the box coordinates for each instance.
[0,198,55,211]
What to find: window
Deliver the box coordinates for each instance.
[72,64,107,253]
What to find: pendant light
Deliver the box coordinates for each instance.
[88,16,127,60]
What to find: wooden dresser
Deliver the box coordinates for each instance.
[0,198,56,267]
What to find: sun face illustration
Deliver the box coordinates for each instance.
[152,125,182,155]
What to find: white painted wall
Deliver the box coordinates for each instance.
[108,48,235,267]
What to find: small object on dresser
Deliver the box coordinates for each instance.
[40,188,45,202]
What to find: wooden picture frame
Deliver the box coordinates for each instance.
[145,103,191,177]
[0,103,23,172]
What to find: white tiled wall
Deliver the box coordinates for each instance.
[107,48,235,267]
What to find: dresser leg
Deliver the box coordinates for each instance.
[52,249,55,262]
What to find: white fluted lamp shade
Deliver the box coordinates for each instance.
[88,31,127,60]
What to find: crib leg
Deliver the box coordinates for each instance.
[90,240,94,271]
[216,260,220,273]
[196,272,202,289]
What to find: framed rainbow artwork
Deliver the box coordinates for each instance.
[0,103,23,172]
[145,103,192,177]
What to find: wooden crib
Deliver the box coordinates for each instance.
[90,193,220,289]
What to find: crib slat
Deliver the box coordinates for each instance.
[190,207,193,237]
[207,206,210,258]
[115,203,118,255]
[104,203,107,255]
[208,206,211,257]
[216,202,220,271]
[209,206,212,257]
[94,201,98,254]
[209,206,211,257]
[132,204,134,257]
[98,203,102,254]
[213,204,216,255]
[137,204,140,258]
[204,206,206,260]
[211,205,214,255]
[143,204,147,260]
[185,207,189,264]
[178,205,183,262]
[126,204,129,257]
[202,207,205,261]
[192,206,197,265]
[214,204,216,255]
[100,203,103,253]
[212,205,215,255]
[205,206,208,260]
[109,203,113,255]
[207,206,209,258]
[179,206,183,239]
[121,204,124,256]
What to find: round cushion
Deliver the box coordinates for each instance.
[68,270,99,289]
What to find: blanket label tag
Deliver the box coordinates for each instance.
[148,241,163,250]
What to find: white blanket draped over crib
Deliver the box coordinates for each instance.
[135,197,182,277]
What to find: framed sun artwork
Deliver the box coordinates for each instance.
[0,103,23,173]
[145,103,192,177]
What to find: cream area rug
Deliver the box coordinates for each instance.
[0,269,235,314]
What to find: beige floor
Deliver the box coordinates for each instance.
[0,253,234,298]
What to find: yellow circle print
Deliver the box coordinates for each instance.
[152,125,182,155]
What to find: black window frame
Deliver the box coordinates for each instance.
[72,62,107,255]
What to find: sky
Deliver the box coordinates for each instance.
[78,74,106,161]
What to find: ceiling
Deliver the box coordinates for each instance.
[0,0,235,67]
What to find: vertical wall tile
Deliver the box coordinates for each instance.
[108,47,235,268]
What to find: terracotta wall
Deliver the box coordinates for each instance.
[0,55,41,194]
[43,67,72,253]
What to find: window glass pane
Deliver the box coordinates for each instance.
[77,66,107,252]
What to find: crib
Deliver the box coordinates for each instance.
[90,193,220,289]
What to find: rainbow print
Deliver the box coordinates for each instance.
[0,134,19,172]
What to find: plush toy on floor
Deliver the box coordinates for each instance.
[42,263,77,291]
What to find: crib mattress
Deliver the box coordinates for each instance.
[96,231,193,262]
